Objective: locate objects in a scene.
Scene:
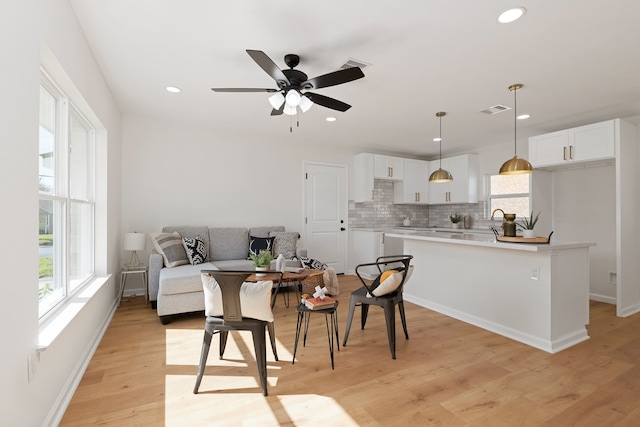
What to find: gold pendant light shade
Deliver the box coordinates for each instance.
[429,167,454,182]
[499,84,533,175]
[429,111,453,183]
[499,155,533,175]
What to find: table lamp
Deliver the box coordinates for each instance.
[124,232,146,269]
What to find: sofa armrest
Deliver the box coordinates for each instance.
[149,252,163,302]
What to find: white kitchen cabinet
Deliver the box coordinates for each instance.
[393,158,429,204]
[528,119,615,168]
[349,229,384,277]
[352,153,405,202]
[374,154,404,180]
[427,154,478,204]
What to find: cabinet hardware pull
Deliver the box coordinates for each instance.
[390,167,393,177]
[563,146,567,160]
[371,189,374,200]
[569,145,573,159]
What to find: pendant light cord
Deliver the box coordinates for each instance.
[439,115,443,169]
[513,86,517,156]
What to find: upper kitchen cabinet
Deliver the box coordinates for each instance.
[393,158,429,204]
[373,154,404,180]
[529,119,615,168]
[352,153,405,202]
[427,154,478,204]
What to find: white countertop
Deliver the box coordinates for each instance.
[385,231,596,252]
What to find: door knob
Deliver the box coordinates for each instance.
[340,227,346,231]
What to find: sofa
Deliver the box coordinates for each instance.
[149,225,305,324]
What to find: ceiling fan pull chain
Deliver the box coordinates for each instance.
[290,114,293,133]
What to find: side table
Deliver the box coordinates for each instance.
[119,267,148,307]
[293,300,340,369]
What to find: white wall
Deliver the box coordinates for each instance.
[553,165,616,302]
[121,114,358,265]
[0,1,123,426]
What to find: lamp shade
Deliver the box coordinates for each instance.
[499,155,533,175]
[429,168,454,183]
[299,95,313,112]
[285,90,301,107]
[123,232,146,251]
[268,93,285,109]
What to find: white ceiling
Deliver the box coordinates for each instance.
[69,0,640,158]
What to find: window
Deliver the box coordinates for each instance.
[39,71,96,319]
[488,174,530,219]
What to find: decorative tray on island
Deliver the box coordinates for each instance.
[492,230,554,244]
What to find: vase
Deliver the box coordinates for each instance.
[452,223,462,229]
[255,266,267,277]
[522,229,536,238]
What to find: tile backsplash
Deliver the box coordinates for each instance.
[349,179,495,229]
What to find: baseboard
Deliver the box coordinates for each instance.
[589,293,616,305]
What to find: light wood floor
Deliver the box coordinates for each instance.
[61,275,640,426]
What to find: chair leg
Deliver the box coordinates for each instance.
[250,325,268,396]
[383,302,397,359]
[219,330,229,358]
[193,323,214,394]
[342,297,357,347]
[398,300,409,339]
[360,304,370,329]
[267,322,278,361]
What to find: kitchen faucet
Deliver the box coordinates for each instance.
[491,208,505,221]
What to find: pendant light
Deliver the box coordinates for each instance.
[429,111,453,183]
[499,83,533,175]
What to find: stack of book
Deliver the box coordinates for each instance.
[303,296,336,310]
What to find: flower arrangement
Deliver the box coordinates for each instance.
[449,213,463,224]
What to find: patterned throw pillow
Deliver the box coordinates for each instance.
[269,231,298,259]
[369,269,403,297]
[248,236,275,257]
[150,231,189,268]
[182,235,207,265]
[300,256,325,270]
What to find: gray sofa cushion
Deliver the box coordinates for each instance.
[159,261,217,295]
[249,226,285,238]
[209,227,249,261]
[163,226,210,261]
[211,259,255,270]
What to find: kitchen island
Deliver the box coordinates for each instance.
[385,231,595,353]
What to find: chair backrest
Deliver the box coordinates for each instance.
[202,270,252,321]
[355,255,413,296]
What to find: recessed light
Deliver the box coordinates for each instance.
[165,86,181,93]
[498,7,526,24]
[517,114,530,120]
[433,137,442,142]
[326,117,336,122]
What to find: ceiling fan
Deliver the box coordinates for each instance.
[211,50,365,116]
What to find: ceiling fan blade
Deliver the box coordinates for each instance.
[304,92,351,112]
[302,67,364,90]
[246,50,290,88]
[211,88,278,93]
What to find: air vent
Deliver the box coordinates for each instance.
[480,104,512,115]
[339,58,371,70]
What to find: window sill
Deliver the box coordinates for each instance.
[38,275,112,351]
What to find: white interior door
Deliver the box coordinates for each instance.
[304,162,347,273]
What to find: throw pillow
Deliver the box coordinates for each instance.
[269,231,298,259]
[182,235,207,265]
[201,274,274,322]
[300,256,325,270]
[150,231,189,268]
[369,269,403,297]
[248,236,275,257]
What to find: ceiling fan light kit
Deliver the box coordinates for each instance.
[499,83,533,175]
[429,111,454,183]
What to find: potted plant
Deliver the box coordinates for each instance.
[517,211,540,238]
[249,250,273,276]
[449,213,463,229]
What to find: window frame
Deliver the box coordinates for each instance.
[38,69,96,321]
[486,173,532,219]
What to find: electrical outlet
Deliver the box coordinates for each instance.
[531,266,540,280]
